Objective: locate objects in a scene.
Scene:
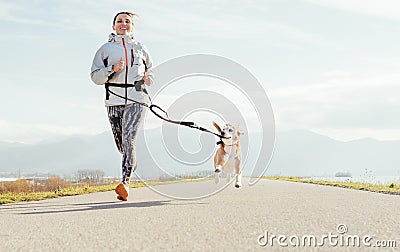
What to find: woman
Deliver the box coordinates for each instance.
[90,11,153,201]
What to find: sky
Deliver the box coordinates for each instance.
[1,0,400,144]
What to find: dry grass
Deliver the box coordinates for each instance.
[0,177,210,204]
[263,176,400,195]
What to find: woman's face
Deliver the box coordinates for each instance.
[113,14,133,35]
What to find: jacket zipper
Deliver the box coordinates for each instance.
[122,38,129,104]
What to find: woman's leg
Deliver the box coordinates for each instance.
[107,105,124,155]
[120,103,144,184]
[108,103,144,186]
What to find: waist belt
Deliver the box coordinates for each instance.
[105,80,146,100]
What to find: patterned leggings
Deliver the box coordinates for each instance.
[107,103,144,184]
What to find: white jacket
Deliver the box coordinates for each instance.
[90,33,153,106]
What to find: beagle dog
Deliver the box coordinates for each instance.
[213,122,243,188]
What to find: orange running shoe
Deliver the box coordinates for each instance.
[115,183,129,201]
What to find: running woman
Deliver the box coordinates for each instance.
[90,11,153,201]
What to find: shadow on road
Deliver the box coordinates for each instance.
[18,200,172,215]
[14,200,209,215]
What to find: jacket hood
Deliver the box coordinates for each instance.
[108,33,135,43]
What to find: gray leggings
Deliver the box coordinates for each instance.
[107,103,144,184]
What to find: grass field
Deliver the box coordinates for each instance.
[263,176,400,195]
[3,176,398,205]
[0,178,208,205]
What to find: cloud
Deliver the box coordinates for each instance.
[0,2,67,28]
[270,71,400,135]
[310,127,400,141]
[0,1,116,34]
[304,0,400,20]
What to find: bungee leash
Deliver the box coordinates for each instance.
[104,82,229,140]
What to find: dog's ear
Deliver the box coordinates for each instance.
[212,121,222,133]
[237,127,244,136]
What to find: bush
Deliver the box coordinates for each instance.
[1,179,32,193]
[0,177,72,194]
[42,176,71,192]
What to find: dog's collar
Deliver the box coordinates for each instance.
[224,142,238,147]
[216,139,239,146]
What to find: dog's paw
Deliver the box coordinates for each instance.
[235,182,242,188]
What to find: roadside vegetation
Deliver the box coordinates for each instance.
[0,176,207,204]
[264,176,400,195]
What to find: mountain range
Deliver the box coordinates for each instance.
[0,129,399,179]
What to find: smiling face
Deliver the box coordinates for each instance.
[112,13,133,35]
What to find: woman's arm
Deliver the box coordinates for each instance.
[90,47,115,85]
[142,44,154,85]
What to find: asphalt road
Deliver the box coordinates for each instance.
[1,179,399,251]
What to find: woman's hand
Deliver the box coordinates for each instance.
[112,57,124,72]
[143,75,152,85]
